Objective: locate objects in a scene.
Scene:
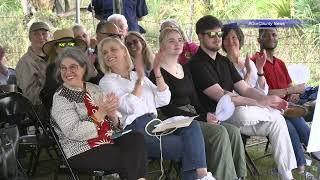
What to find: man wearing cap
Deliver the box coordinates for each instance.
[16,22,50,107]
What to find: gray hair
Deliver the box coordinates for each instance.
[55,47,89,83]
[107,14,128,28]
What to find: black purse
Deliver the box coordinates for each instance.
[0,124,19,180]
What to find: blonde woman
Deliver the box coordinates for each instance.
[98,37,215,180]
[125,31,154,76]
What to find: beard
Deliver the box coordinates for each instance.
[203,42,221,52]
[261,41,278,51]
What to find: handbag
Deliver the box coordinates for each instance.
[0,124,19,180]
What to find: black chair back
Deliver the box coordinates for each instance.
[0,92,41,135]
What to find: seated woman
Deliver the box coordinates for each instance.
[124,31,154,76]
[160,19,198,65]
[51,47,146,180]
[40,28,96,111]
[221,24,311,174]
[149,27,246,180]
[98,37,215,180]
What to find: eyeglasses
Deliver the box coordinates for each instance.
[57,41,76,48]
[99,32,122,39]
[60,64,79,73]
[202,31,223,38]
[125,39,140,47]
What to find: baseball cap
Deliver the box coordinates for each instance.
[29,22,50,32]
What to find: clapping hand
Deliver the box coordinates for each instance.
[255,50,267,72]
[99,92,119,120]
[244,53,252,74]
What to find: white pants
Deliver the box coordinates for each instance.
[227,106,297,179]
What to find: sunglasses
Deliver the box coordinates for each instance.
[60,64,79,73]
[99,32,122,39]
[57,41,76,48]
[202,31,223,38]
[125,39,140,47]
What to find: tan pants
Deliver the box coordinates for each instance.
[227,106,297,179]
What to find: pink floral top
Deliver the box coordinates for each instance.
[178,42,199,65]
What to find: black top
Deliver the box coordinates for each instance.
[149,66,207,121]
[188,48,242,112]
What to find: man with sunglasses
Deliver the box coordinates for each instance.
[189,15,297,180]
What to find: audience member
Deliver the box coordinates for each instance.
[98,37,215,180]
[107,14,129,40]
[0,46,16,85]
[51,47,146,180]
[125,31,154,76]
[40,28,88,110]
[251,28,320,171]
[16,22,50,105]
[149,27,246,179]
[89,21,122,84]
[88,0,148,32]
[160,19,198,65]
[189,15,296,180]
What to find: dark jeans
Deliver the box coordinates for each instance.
[285,117,310,166]
[125,113,207,180]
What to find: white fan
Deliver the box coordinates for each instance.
[287,64,310,84]
[215,95,235,121]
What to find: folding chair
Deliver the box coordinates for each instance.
[48,123,116,180]
[0,92,57,175]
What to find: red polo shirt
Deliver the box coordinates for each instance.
[251,52,292,90]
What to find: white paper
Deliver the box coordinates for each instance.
[215,95,235,121]
[307,89,320,152]
[152,116,197,133]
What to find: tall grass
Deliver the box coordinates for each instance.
[0,0,319,85]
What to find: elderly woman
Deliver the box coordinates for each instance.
[51,47,146,180]
[125,31,154,76]
[98,37,215,180]
[149,27,246,180]
[221,25,311,174]
[160,19,199,65]
[40,28,96,110]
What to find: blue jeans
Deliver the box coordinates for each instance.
[285,117,310,166]
[125,114,207,180]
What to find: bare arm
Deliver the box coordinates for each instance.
[234,80,266,100]
[203,83,259,107]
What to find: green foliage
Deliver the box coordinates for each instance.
[0,0,22,15]
[0,0,319,85]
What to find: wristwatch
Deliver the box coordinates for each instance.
[136,79,144,86]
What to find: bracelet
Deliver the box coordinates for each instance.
[257,72,264,76]
[155,75,162,79]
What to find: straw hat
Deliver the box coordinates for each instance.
[42,28,87,55]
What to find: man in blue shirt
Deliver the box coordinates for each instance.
[88,0,148,33]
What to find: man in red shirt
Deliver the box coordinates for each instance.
[252,28,320,174]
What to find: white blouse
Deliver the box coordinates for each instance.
[99,71,171,128]
[235,60,269,95]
